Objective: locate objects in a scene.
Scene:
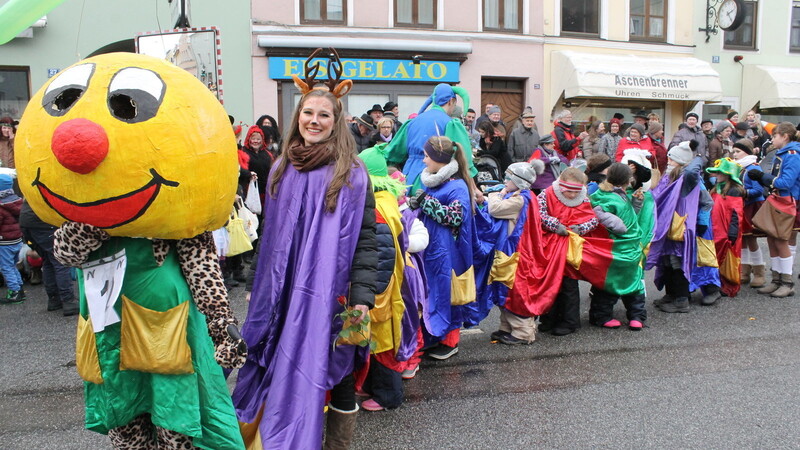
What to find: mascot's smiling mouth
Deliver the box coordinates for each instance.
[32,168,179,229]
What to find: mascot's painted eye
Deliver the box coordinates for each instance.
[42,63,95,117]
[107,67,165,123]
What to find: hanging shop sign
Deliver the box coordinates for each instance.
[550,51,722,107]
[268,57,459,83]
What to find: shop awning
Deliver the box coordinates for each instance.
[742,65,800,110]
[551,51,723,108]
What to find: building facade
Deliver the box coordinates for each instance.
[539,0,723,137]
[692,0,800,126]
[251,0,546,131]
[0,0,253,124]
[3,1,800,138]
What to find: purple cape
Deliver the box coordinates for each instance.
[646,173,699,288]
[397,208,427,361]
[233,161,368,449]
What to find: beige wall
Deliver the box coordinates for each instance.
[353,0,391,27]
[461,39,545,121]
[253,1,293,24]
[442,0,480,32]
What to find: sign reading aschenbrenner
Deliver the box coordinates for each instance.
[268,57,460,83]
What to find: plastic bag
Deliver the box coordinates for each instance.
[244,179,262,215]
[226,210,253,256]
[237,200,259,242]
[212,227,229,258]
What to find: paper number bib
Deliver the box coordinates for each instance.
[82,249,126,333]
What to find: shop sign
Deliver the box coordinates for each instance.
[612,74,693,100]
[268,57,459,83]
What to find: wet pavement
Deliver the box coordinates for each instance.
[1,259,799,449]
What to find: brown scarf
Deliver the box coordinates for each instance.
[287,139,335,171]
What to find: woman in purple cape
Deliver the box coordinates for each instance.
[233,49,378,450]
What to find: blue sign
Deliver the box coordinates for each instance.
[269,57,460,83]
[47,68,60,78]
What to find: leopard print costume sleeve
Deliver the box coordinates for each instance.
[176,232,246,369]
[537,191,564,234]
[53,222,111,267]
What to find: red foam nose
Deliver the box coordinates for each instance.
[51,118,109,174]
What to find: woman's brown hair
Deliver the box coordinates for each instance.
[773,122,797,142]
[269,89,361,212]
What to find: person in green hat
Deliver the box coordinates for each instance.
[706,157,745,297]
[356,144,408,412]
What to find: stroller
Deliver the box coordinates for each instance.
[473,154,503,191]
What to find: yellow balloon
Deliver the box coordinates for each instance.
[16,53,238,239]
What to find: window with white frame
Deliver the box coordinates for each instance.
[300,0,345,24]
[791,1,800,52]
[561,0,600,36]
[484,0,522,32]
[630,0,666,41]
[724,0,757,50]
[0,66,30,119]
[396,0,436,28]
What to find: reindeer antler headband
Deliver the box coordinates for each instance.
[292,48,353,99]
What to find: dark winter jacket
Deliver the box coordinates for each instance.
[479,136,512,173]
[507,126,540,162]
[0,193,22,243]
[349,122,373,153]
[373,207,396,295]
[239,126,275,197]
[240,149,274,197]
[18,199,55,231]
[670,125,708,161]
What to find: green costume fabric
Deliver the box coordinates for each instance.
[590,187,647,295]
[385,105,476,192]
[77,237,244,450]
[630,189,657,248]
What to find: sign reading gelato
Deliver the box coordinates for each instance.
[268,57,460,83]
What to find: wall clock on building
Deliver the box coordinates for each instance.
[718,0,745,31]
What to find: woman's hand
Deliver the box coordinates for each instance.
[351,304,370,325]
[250,172,258,180]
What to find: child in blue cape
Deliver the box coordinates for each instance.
[476,160,544,345]
[408,136,476,360]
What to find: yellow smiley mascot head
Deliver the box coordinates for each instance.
[15,52,238,239]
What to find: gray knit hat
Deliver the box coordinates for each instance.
[488,105,501,115]
[667,140,695,166]
[506,159,545,190]
[629,123,646,136]
[715,121,733,134]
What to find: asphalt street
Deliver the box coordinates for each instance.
[1,256,799,449]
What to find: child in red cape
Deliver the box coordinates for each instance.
[505,168,599,338]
